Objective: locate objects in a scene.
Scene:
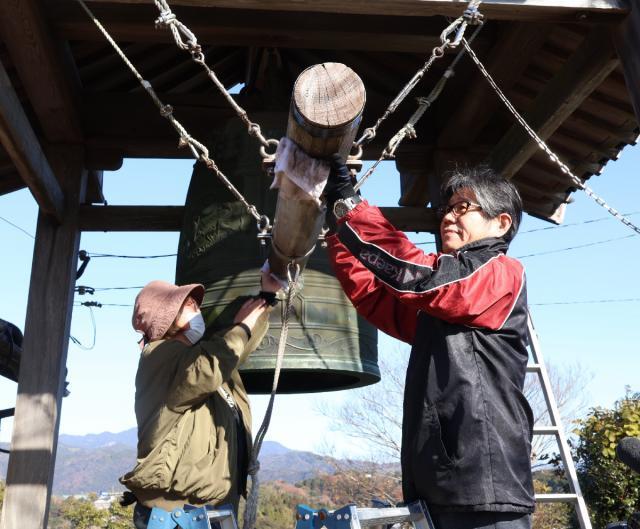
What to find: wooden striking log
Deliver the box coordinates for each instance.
[269,63,365,277]
[287,62,366,160]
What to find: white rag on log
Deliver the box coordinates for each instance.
[271,137,330,206]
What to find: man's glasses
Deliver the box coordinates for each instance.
[437,200,483,220]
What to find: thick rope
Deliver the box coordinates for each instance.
[354,0,483,148]
[354,22,484,192]
[73,0,269,232]
[153,0,279,159]
[243,263,300,529]
[462,38,640,236]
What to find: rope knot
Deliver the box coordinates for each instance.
[154,11,176,28]
[159,104,174,118]
[248,460,260,476]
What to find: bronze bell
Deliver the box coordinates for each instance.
[175,116,379,393]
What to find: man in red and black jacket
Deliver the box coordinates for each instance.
[324,160,535,529]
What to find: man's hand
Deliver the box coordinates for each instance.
[323,153,357,206]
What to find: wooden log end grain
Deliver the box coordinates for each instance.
[288,62,366,159]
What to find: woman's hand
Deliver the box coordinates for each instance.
[233,297,268,331]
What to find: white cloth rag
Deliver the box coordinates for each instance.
[271,137,330,206]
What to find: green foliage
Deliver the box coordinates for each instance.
[573,391,640,529]
[532,478,573,529]
[254,481,307,529]
[105,500,134,529]
[53,496,109,529]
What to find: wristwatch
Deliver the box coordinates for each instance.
[333,195,362,218]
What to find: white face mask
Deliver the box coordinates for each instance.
[183,312,205,344]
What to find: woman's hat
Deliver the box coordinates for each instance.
[132,280,205,342]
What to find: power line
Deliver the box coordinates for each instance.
[516,234,636,259]
[93,286,144,291]
[0,215,34,240]
[530,298,640,306]
[414,211,640,245]
[520,210,640,234]
[88,252,177,259]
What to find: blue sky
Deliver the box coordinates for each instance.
[0,143,638,456]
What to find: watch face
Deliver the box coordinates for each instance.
[333,201,348,218]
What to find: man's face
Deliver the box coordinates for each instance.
[439,188,511,254]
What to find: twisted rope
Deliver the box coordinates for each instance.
[353,0,484,149]
[153,0,279,158]
[243,264,300,529]
[462,38,640,236]
[73,0,268,228]
[354,22,484,192]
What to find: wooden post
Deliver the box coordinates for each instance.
[0,147,86,529]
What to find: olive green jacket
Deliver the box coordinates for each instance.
[120,315,268,511]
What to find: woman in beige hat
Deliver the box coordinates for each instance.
[121,269,281,528]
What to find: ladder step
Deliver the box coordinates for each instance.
[526,364,541,373]
[535,493,578,503]
[356,506,412,526]
[533,425,559,435]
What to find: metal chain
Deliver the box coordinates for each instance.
[462,38,640,236]
[73,0,270,232]
[354,22,484,192]
[153,0,279,159]
[354,0,484,148]
[243,263,300,529]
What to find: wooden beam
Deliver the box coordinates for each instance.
[52,4,454,53]
[381,206,439,232]
[79,205,185,231]
[0,0,82,142]
[85,170,105,204]
[78,205,441,232]
[0,59,64,220]
[488,26,619,179]
[0,147,86,529]
[438,23,550,148]
[80,0,629,23]
[613,1,640,124]
[0,172,26,196]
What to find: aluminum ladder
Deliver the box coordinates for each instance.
[295,500,436,529]
[527,311,592,529]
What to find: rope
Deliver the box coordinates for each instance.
[462,38,640,236]
[243,263,300,529]
[354,22,484,192]
[73,0,270,231]
[354,0,483,148]
[153,0,279,159]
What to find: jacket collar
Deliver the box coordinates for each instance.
[454,237,509,256]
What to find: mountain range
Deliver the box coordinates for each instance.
[0,428,338,495]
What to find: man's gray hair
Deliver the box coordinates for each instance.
[441,166,523,243]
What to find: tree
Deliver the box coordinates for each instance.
[317,347,408,463]
[572,390,640,529]
[105,499,134,529]
[54,495,109,529]
[525,361,593,469]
